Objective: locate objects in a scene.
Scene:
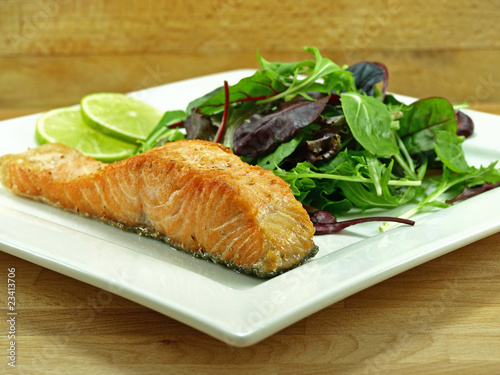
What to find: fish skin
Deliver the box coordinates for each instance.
[0,140,317,277]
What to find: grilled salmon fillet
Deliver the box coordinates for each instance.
[0,140,317,277]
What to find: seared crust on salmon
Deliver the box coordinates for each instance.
[0,140,317,277]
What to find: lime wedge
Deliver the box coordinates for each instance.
[36,106,138,163]
[80,93,162,143]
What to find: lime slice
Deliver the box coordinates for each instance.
[81,93,162,143]
[36,106,138,163]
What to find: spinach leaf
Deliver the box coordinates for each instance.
[346,61,385,96]
[197,70,288,115]
[397,97,457,155]
[256,134,304,170]
[433,130,470,173]
[340,92,398,157]
[186,86,223,114]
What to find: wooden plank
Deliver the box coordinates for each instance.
[1,0,499,110]
[1,49,500,110]
[1,0,499,56]
[7,332,500,372]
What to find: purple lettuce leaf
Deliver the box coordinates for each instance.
[233,95,330,158]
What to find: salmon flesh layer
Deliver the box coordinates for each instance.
[0,140,318,277]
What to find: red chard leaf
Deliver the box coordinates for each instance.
[233,95,330,158]
[456,110,474,138]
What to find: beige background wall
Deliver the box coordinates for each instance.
[1,0,500,117]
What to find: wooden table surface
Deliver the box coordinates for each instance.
[1,1,500,374]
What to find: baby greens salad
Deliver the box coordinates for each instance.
[139,47,500,233]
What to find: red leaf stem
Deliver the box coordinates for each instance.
[214,80,230,144]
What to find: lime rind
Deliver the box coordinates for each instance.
[80,93,162,143]
[36,106,138,163]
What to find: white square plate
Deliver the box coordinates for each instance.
[1,70,499,347]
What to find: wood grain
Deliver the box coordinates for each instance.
[1,1,500,110]
[1,0,500,373]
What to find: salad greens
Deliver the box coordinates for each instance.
[138,46,500,233]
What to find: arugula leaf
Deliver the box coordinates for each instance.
[136,110,186,154]
[305,185,353,216]
[464,162,500,187]
[338,166,416,210]
[340,92,399,157]
[258,47,356,103]
[334,152,417,209]
[380,162,500,231]
[257,50,314,81]
[272,161,351,215]
[274,150,421,214]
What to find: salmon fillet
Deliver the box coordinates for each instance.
[0,140,317,277]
